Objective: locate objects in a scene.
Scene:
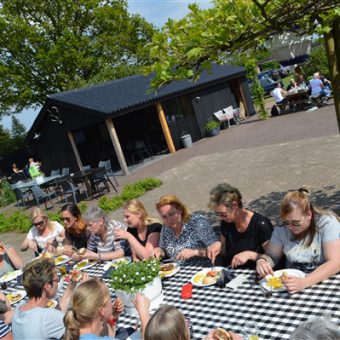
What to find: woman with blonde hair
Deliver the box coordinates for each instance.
[114,199,162,261]
[154,195,219,266]
[21,207,65,256]
[64,278,124,340]
[257,188,340,294]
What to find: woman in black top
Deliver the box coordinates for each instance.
[114,199,162,261]
[207,183,273,268]
[60,203,88,255]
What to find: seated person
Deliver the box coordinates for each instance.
[0,320,11,340]
[28,158,42,179]
[12,257,85,339]
[256,188,340,294]
[270,83,287,106]
[60,203,88,256]
[287,79,298,92]
[21,207,65,256]
[0,291,13,340]
[207,183,273,268]
[0,241,23,277]
[114,199,162,261]
[80,206,128,261]
[154,195,219,267]
[309,72,326,97]
[319,75,332,98]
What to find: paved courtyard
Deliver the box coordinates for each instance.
[2,100,340,262]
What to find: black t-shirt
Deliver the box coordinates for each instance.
[221,212,273,268]
[65,229,88,249]
[127,223,162,246]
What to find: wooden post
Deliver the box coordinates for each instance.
[155,101,176,153]
[105,118,129,176]
[238,79,249,117]
[67,132,83,170]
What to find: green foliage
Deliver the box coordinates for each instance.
[0,0,157,116]
[0,211,31,233]
[78,201,88,214]
[303,45,329,78]
[111,258,160,293]
[0,180,16,207]
[98,177,162,212]
[260,60,281,71]
[205,119,220,132]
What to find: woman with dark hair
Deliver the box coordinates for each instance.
[60,203,88,254]
[257,188,340,294]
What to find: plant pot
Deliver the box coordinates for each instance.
[115,276,163,315]
[208,127,220,136]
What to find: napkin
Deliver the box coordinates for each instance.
[225,274,248,290]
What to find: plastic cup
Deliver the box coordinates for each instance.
[243,322,259,340]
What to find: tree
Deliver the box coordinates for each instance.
[11,116,26,149]
[0,125,14,155]
[0,0,156,117]
[147,0,340,129]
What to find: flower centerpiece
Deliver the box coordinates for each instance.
[110,258,163,315]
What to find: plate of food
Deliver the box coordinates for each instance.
[46,300,58,309]
[0,270,23,283]
[261,269,306,292]
[73,259,97,271]
[6,290,26,305]
[54,255,71,266]
[159,263,180,278]
[191,267,224,287]
[103,257,132,271]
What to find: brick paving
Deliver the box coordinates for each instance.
[2,100,340,263]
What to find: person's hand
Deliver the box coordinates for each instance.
[27,240,38,252]
[112,297,124,318]
[231,251,252,268]
[256,258,274,277]
[0,241,7,255]
[207,242,221,264]
[114,229,130,241]
[133,293,150,314]
[282,276,306,294]
[176,248,197,260]
[153,247,163,259]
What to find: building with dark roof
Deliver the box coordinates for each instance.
[26,63,254,175]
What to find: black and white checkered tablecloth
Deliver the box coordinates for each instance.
[6,263,340,340]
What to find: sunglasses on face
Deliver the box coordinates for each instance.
[282,215,307,227]
[160,210,178,220]
[61,217,71,223]
[33,220,45,227]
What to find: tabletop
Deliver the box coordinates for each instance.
[12,175,62,190]
[4,263,340,340]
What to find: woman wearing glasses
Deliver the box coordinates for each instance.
[60,203,88,255]
[154,195,219,266]
[256,188,340,294]
[207,183,273,268]
[21,207,65,256]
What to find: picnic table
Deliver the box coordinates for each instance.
[285,89,310,109]
[4,263,340,340]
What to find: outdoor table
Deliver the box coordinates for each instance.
[11,175,63,191]
[69,169,95,199]
[5,264,340,340]
[285,90,310,109]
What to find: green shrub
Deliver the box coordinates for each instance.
[0,180,16,207]
[98,177,162,212]
[0,211,31,233]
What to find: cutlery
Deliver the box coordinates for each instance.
[259,283,272,298]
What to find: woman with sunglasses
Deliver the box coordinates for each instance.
[256,188,340,294]
[114,199,162,261]
[21,207,65,256]
[154,195,219,267]
[60,203,88,256]
[207,183,273,268]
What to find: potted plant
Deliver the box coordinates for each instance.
[205,119,220,136]
[110,258,163,315]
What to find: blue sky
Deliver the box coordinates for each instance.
[1,0,212,131]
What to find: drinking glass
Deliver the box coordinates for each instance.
[243,322,259,340]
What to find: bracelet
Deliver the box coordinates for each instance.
[107,317,117,327]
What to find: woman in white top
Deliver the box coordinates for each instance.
[21,207,65,256]
[256,188,340,294]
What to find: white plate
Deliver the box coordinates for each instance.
[261,269,306,292]
[6,290,26,305]
[190,267,224,287]
[160,263,180,278]
[103,257,132,271]
[73,259,97,271]
[54,255,71,266]
[0,270,23,283]
[46,300,58,309]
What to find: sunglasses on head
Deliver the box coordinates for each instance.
[33,220,45,227]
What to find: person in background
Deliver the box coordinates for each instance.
[21,207,65,256]
[28,158,42,179]
[64,278,126,340]
[114,199,162,261]
[271,83,287,106]
[80,206,128,261]
[0,241,23,277]
[154,195,219,267]
[12,164,22,174]
[12,258,86,340]
[319,75,332,98]
[60,203,88,256]
[286,79,298,92]
[207,183,273,268]
[256,188,340,294]
[309,72,326,97]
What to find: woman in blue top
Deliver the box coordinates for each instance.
[257,188,340,294]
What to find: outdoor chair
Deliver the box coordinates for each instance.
[12,187,32,208]
[61,167,70,176]
[222,106,238,128]
[90,167,116,195]
[58,178,84,203]
[82,165,91,172]
[98,160,119,187]
[50,169,61,177]
[30,185,56,209]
